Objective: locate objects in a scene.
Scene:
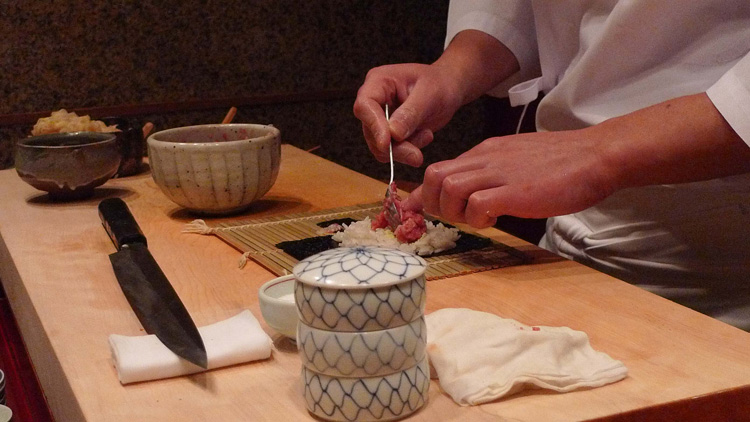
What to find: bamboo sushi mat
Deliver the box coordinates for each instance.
[187,202,530,280]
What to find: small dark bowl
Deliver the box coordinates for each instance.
[15,132,121,200]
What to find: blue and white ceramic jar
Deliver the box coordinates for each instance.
[293,246,430,422]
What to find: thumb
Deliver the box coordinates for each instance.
[389,92,433,142]
[401,185,424,212]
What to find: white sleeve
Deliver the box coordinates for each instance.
[446,0,540,97]
[706,53,750,146]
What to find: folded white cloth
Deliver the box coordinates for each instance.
[109,310,272,384]
[425,308,628,406]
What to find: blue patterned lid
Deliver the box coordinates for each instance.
[292,246,427,288]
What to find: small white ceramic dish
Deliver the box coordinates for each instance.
[258,274,297,339]
[298,317,426,377]
[293,246,427,332]
[301,357,430,422]
[147,123,281,215]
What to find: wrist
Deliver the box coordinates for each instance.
[434,29,520,105]
[429,60,469,109]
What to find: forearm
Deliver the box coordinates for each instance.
[595,93,750,191]
[432,30,520,106]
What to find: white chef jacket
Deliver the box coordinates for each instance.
[446,0,750,330]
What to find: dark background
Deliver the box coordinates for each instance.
[0,1,510,185]
[0,1,542,239]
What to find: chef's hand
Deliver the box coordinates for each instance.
[402,92,750,229]
[354,30,521,167]
[401,129,615,228]
[353,63,463,167]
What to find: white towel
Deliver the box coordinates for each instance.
[109,310,272,384]
[425,308,628,406]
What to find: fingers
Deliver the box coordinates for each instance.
[361,123,390,163]
[421,161,521,229]
[389,104,419,142]
[437,168,504,223]
[354,97,391,158]
[401,185,424,212]
[408,129,434,150]
[358,114,432,167]
[355,63,453,169]
[464,184,546,228]
[464,187,503,228]
[405,179,504,229]
[388,85,438,143]
[392,138,425,167]
[421,159,486,217]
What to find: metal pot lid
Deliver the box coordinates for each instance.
[292,246,427,288]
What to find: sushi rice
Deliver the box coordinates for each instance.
[331,217,460,256]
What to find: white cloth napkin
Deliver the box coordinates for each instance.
[109,310,272,384]
[425,308,628,406]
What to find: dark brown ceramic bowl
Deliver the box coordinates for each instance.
[15,132,121,200]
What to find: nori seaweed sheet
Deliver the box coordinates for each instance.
[431,230,492,257]
[276,235,338,261]
[316,218,359,228]
[275,220,493,261]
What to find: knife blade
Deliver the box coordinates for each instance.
[98,198,208,369]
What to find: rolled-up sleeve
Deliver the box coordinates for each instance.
[707,53,750,146]
[446,0,540,96]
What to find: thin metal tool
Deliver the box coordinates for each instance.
[384,104,401,230]
[387,104,395,186]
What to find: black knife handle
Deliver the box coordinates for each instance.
[98,198,147,250]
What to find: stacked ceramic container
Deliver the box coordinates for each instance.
[293,246,429,422]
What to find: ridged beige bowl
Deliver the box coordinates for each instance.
[147,124,281,215]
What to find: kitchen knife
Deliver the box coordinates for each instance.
[98,198,208,369]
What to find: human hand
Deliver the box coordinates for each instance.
[353,63,463,167]
[402,130,615,228]
[403,93,750,229]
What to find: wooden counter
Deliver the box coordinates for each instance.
[1,145,749,421]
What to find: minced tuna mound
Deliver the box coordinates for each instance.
[371,182,427,243]
[371,209,426,243]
